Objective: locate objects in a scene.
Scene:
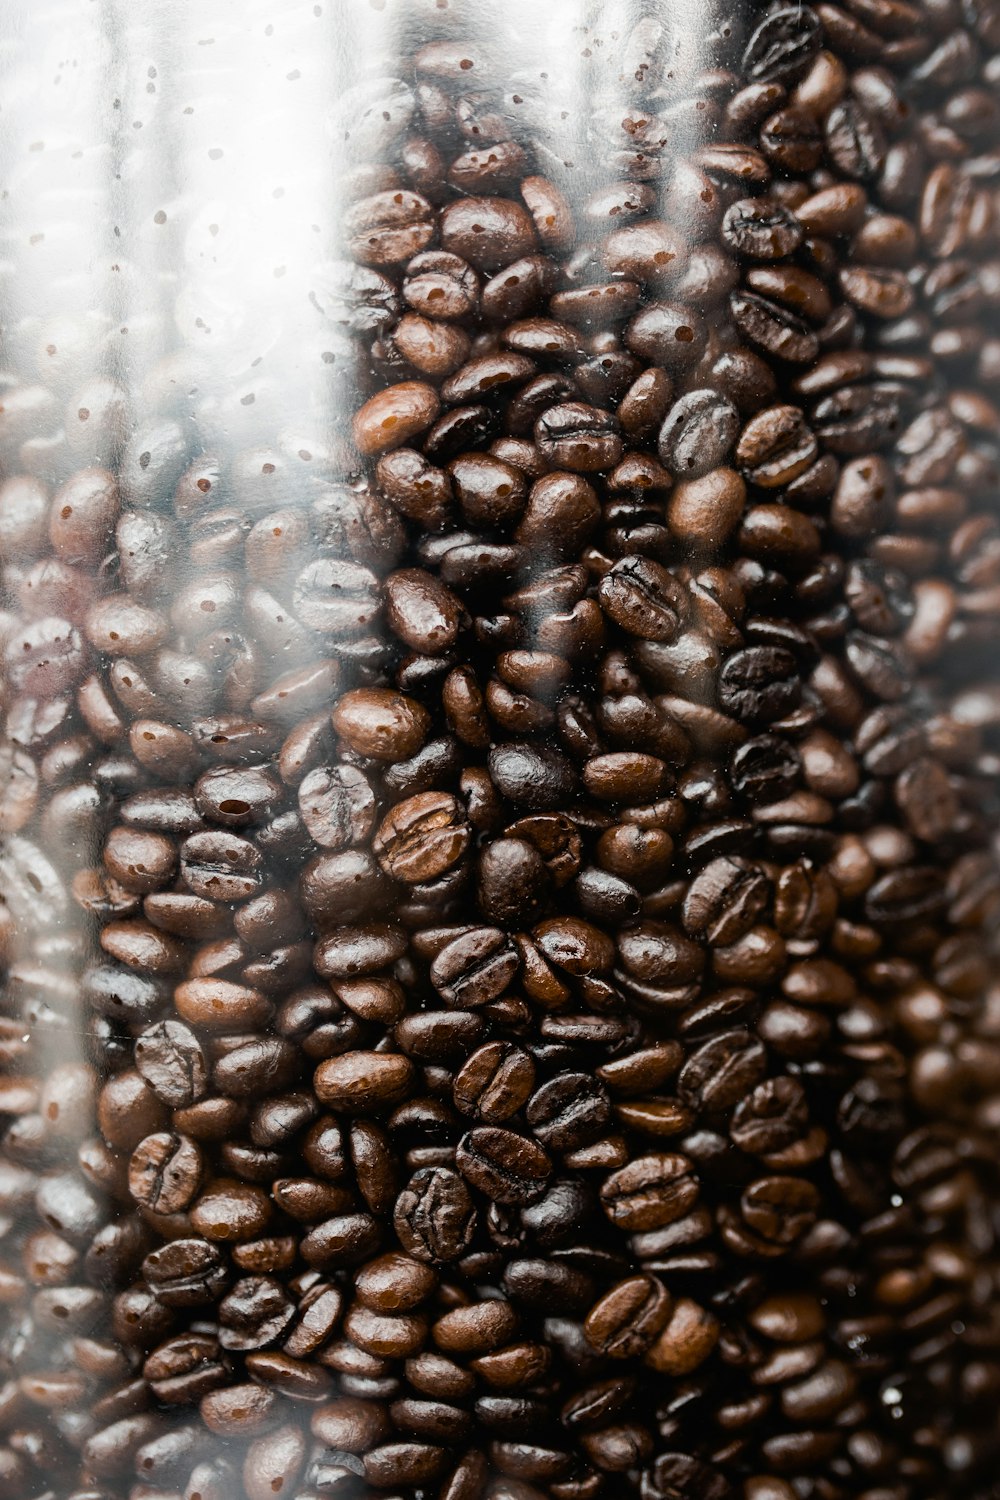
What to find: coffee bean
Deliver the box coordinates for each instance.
[741,1174,820,1245]
[453,1042,536,1123]
[825,96,887,180]
[476,837,550,927]
[678,1029,769,1113]
[187,1178,273,1244]
[645,1297,721,1376]
[742,7,823,83]
[625,303,707,374]
[128,1131,202,1214]
[534,403,622,474]
[598,556,688,641]
[667,468,747,549]
[731,290,820,365]
[723,199,804,260]
[601,1153,700,1231]
[347,188,435,268]
[143,1238,228,1306]
[456,1127,551,1205]
[200,1382,278,1437]
[584,1275,673,1359]
[315,1052,415,1112]
[719,646,802,724]
[736,404,818,487]
[429,926,520,1007]
[658,391,741,479]
[526,1073,611,1152]
[488,742,579,811]
[374,791,471,882]
[682,856,771,944]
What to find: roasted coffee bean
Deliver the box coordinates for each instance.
[826,96,887,180]
[297,765,376,850]
[601,1154,700,1231]
[625,302,707,374]
[429,926,520,1007]
[731,290,820,365]
[583,1274,673,1359]
[456,1128,551,1205]
[128,1131,202,1214]
[667,468,747,548]
[476,837,550,927]
[719,646,802,724]
[722,199,804,260]
[142,1239,228,1307]
[598,556,687,642]
[453,1042,536,1123]
[178,831,262,902]
[658,392,741,479]
[526,1074,612,1152]
[736,404,818,487]
[315,1052,415,1112]
[743,7,823,84]
[332,688,430,762]
[682,857,771,944]
[534,404,623,473]
[374,792,471,882]
[441,196,537,272]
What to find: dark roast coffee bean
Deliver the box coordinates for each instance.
[742,6,823,83]
[476,837,550,926]
[583,1274,673,1359]
[218,1276,296,1352]
[142,1239,228,1307]
[731,291,820,365]
[658,391,741,479]
[128,1131,202,1213]
[373,792,472,882]
[456,1128,552,1205]
[488,743,579,811]
[718,646,802,724]
[297,765,376,850]
[430,926,520,1007]
[722,199,804,260]
[534,404,623,473]
[598,557,688,642]
[394,1167,478,1263]
[526,1074,611,1152]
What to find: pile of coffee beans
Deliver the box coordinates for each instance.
[4,3,1000,1497]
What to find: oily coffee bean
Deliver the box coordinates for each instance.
[142,1239,228,1307]
[127,1131,202,1214]
[600,1154,700,1232]
[134,1026,208,1110]
[373,792,472,882]
[456,1128,552,1205]
[525,1074,612,1152]
[534,404,623,473]
[487,742,579,810]
[658,392,741,479]
[429,927,520,1008]
[731,291,821,366]
[598,556,688,642]
[721,199,804,260]
[583,1274,673,1359]
[742,7,823,84]
[718,646,802,725]
[298,765,377,850]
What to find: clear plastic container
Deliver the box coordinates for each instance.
[3,2,1000,1497]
